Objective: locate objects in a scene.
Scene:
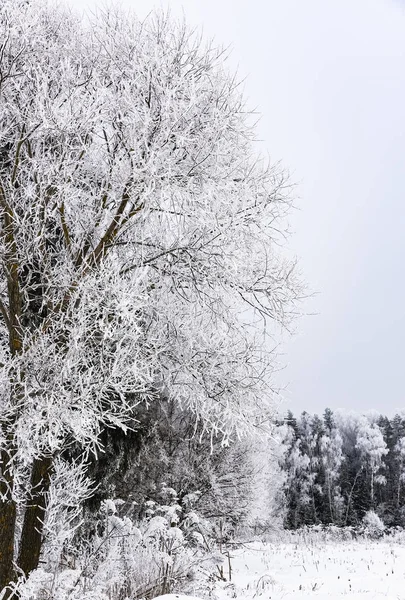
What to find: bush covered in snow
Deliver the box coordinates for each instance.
[13,491,224,600]
[362,510,385,539]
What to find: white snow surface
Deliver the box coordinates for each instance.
[154,596,205,600]
[157,538,405,600]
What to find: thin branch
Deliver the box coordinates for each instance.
[58,202,72,252]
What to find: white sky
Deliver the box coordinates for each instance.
[67,0,405,417]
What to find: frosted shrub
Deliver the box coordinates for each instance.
[13,494,219,600]
[362,510,385,539]
[73,498,207,598]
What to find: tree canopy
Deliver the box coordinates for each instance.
[0,1,302,593]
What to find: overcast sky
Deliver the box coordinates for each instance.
[67,0,405,417]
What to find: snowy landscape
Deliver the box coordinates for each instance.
[154,533,405,600]
[1,0,405,598]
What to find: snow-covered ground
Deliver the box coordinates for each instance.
[157,537,405,600]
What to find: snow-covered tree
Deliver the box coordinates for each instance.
[297,413,323,523]
[356,418,388,508]
[281,426,312,529]
[0,1,302,593]
[320,426,344,524]
[393,437,405,508]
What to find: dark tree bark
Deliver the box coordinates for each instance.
[17,456,53,579]
[0,194,23,597]
[0,449,17,596]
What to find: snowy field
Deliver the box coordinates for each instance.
[157,537,405,600]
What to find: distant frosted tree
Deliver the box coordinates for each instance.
[0,0,302,593]
[393,437,405,508]
[320,427,344,523]
[356,419,388,508]
[281,426,312,528]
[292,412,326,524]
[318,409,345,524]
[323,407,334,432]
[334,411,368,523]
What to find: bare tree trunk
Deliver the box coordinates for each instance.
[0,448,17,597]
[397,463,402,508]
[17,456,53,579]
[370,469,374,508]
[344,467,362,526]
[327,476,334,524]
[0,179,23,597]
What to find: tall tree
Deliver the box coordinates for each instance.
[0,1,301,593]
[320,425,344,524]
[356,419,388,509]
